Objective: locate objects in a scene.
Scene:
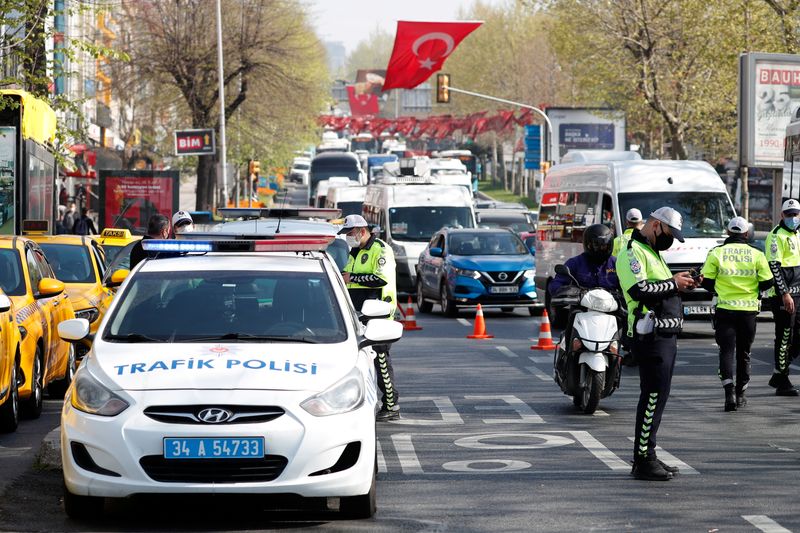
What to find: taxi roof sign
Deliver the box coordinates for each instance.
[217,207,341,221]
[100,228,133,239]
[21,219,50,234]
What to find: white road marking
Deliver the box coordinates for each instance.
[495,346,518,358]
[525,366,552,382]
[391,434,423,474]
[466,394,545,424]
[529,355,551,364]
[592,409,609,417]
[392,396,465,426]
[790,364,800,373]
[626,437,699,474]
[0,445,30,458]
[442,459,531,472]
[742,515,792,533]
[569,431,630,471]
[457,318,471,327]
[376,440,387,473]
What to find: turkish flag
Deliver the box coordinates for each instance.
[347,86,379,116]
[382,21,482,91]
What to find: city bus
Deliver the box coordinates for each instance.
[0,90,57,235]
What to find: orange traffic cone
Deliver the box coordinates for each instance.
[402,296,422,331]
[531,309,557,350]
[467,304,494,339]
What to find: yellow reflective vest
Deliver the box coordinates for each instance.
[701,241,771,311]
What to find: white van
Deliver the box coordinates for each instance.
[428,158,472,195]
[325,185,367,217]
[535,152,736,322]
[314,177,352,208]
[363,179,476,293]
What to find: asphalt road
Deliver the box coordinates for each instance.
[1,307,799,531]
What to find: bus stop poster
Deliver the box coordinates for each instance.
[0,127,15,235]
[98,170,179,233]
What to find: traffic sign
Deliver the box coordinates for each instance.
[524,124,541,170]
[174,129,216,156]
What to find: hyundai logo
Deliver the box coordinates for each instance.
[197,408,233,424]
[498,272,508,281]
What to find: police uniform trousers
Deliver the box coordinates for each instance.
[632,332,677,459]
[770,296,800,375]
[373,344,398,410]
[714,309,756,391]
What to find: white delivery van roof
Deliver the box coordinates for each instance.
[328,185,366,203]
[545,159,727,195]
[429,158,468,172]
[560,150,641,163]
[376,184,473,208]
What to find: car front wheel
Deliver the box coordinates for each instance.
[22,346,43,419]
[416,280,433,313]
[339,455,376,519]
[0,360,19,432]
[440,283,457,317]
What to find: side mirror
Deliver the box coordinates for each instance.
[0,294,11,313]
[58,318,90,341]
[360,299,392,321]
[37,278,65,299]
[106,269,130,288]
[554,264,569,276]
[359,319,403,349]
[430,247,444,258]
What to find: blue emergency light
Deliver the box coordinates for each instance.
[141,235,335,255]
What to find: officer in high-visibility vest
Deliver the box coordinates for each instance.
[617,207,698,481]
[339,214,400,420]
[701,216,773,411]
[612,208,645,257]
[765,198,800,396]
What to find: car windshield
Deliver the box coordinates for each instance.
[38,243,95,283]
[478,214,535,233]
[388,206,474,242]
[102,244,125,266]
[293,163,309,170]
[105,270,347,343]
[0,249,24,296]
[448,232,528,255]
[618,192,735,238]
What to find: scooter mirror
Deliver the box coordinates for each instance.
[555,264,569,276]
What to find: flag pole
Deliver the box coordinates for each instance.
[215,0,229,207]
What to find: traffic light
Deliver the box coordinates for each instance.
[436,73,450,104]
[540,161,550,173]
[249,160,261,175]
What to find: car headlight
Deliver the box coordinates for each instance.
[300,367,364,417]
[74,307,100,323]
[70,370,129,416]
[455,268,481,279]
[523,269,535,280]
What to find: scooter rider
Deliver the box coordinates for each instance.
[617,207,698,481]
[700,216,773,411]
[549,224,619,297]
[765,199,800,396]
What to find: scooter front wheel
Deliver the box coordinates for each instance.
[579,367,605,414]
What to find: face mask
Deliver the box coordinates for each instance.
[654,225,674,251]
[785,217,800,231]
[346,235,360,248]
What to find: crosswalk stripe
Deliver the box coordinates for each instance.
[529,355,551,364]
[525,366,551,382]
[742,515,792,533]
[626,437,699,474]
[496,346,518,358]
[569,430,629,471]
[376,440,387,473]
[391,434,423,474]
[457,318,471,327]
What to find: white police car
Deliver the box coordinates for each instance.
[57,236,402,519]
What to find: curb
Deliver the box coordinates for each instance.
[35,426,62,471]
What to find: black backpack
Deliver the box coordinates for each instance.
[73,217,89,235]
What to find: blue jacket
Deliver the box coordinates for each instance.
[549,253,619,296]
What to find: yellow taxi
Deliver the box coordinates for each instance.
[27,234,114,361]
[95,228,141,267]
[0,288,22,432]
[0,235,75,418]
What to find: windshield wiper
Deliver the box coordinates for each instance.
[180,333,319,344]
[105,333,163,343]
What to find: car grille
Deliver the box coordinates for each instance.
[139,455,288,483]
[143,405,285,425]
[482,271,522,284]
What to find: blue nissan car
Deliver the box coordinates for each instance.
[416,228,538,316]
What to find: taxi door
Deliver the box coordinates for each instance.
[0,298,10,406]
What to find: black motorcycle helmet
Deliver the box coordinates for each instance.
[583,223,614,262]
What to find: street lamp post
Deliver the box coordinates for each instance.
[215,0,229,207]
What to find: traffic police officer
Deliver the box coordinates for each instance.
[612,208,645,257]
[618,207,698,481]
[766,198,800,396]
[339,214,400,420]
[701,216,773,411]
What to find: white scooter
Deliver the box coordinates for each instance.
[552,264,623,414]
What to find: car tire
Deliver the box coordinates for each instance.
[440,283,457,317]
[339,454,376,519]
[63,483,104,520]
[0,359,20,433]
[22,346,43,419]
[49,344,76,399]
[416,280,433,313]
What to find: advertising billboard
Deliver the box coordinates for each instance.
[174,129,215,156]
[98,170,179,233]
[545,108,626,163]
[739,53,800,168]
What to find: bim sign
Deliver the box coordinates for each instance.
[175,129,216,156]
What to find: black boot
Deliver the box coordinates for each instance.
[771,373,800,396]
[657,458,679,474]
[631,457,673,481]
[736,389,747,408]
[376,406,400,421]
[724,385,737,412]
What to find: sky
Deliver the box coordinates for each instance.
[304,0,505,54]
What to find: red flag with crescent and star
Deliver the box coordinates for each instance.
[382,20,483,91]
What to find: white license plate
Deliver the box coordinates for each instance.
[684,305,712,315]
[490,286,518,294]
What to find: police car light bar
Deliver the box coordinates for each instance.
[217,207,341,220]
[142,236,335,254]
